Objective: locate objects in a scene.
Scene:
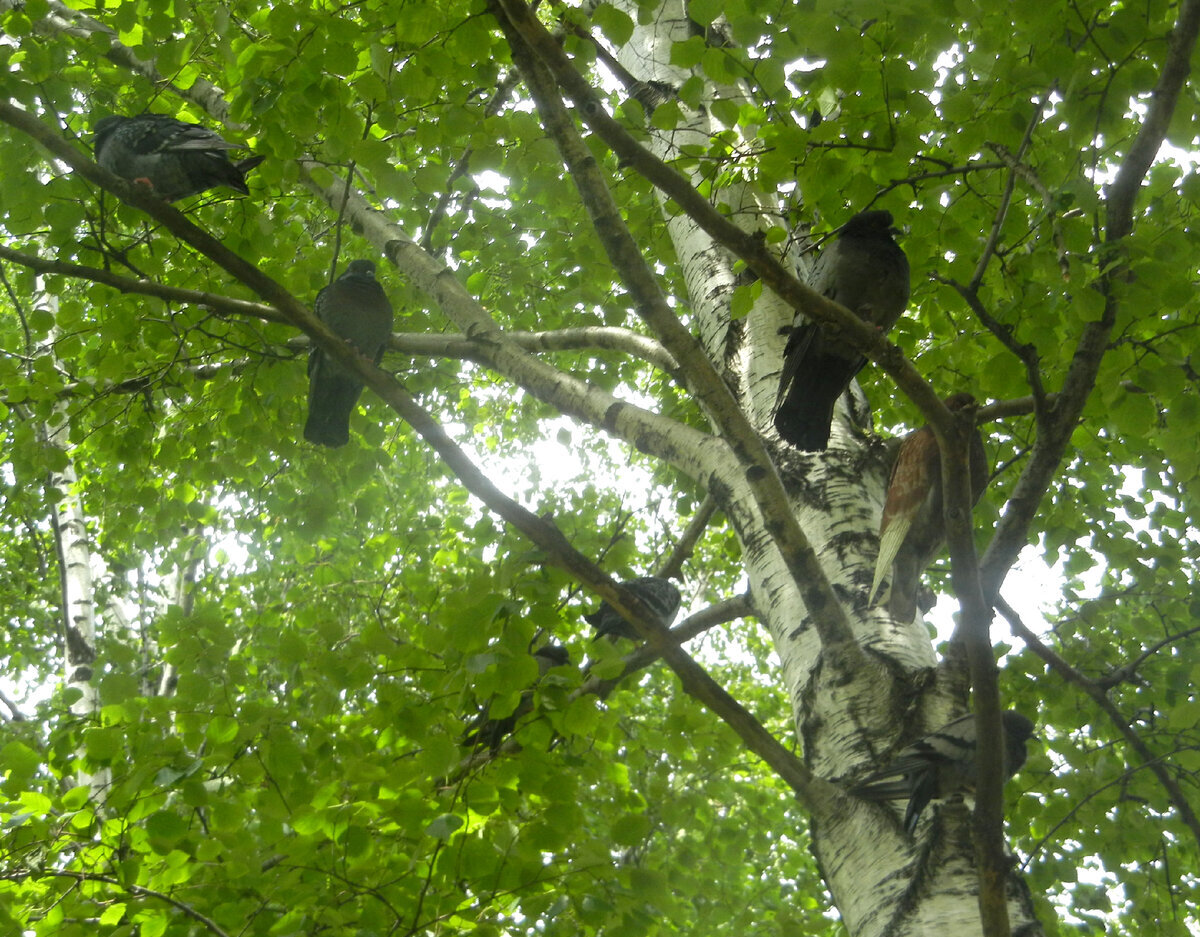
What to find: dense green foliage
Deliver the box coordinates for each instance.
[0,0,1198,934]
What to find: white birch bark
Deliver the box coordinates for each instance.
[614,4,1040,934]
[2,3,1044,930]
[155,532,206,698]
[40,302,112,806]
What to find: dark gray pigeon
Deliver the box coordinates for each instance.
[304,260,394,448]
[585,576,682,642]
[850,709,1036,833]
[93,114,264,202]
[462,644,571,751]
[774,210,910,451]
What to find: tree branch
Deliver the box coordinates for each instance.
[1096,624,1200,691]
[0,245,681,374]
[979,0,1200,602]
[999,597,1200,850]
[935,274,1047,407]
[1105,0,1200,241]
[657,495,717,580]
[583,593,757,695]
[0,243,285,321]
[988,142,1073,282]
[0,869,232,937]
[933,400,1011,936]
[494,0,868,665]
[299,158,727,481]
[968,94,1045,293]
[0,101,826,802]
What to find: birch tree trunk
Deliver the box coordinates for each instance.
[40,303,112,806]
[609,5,1041,934]
[2,0,1194,931]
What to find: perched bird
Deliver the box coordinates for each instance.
[462,644,571,751]
[93,114,264,202]
[774,210,911,450]
[851,709,1036,834]
[304,260,394,448]
[585,576,682,642]
[870,393,989,621]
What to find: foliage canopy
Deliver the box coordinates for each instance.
[0,0,1199,935]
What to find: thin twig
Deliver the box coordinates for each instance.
[657,495,717,580]
[495,0,867,664]
[999,597,1200,850]
[0,870,232,937]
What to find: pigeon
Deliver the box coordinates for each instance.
[774,210,910,451]
[851,709,1036,834]
[584,576,682,642]
[304,260,394,448]
[869,393,989,621]
[462,644,571,751]
[93,114,264,202]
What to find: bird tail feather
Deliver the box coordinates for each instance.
[870,516,912,604]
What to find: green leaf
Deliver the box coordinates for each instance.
[593,4,634,45]
[425,813,464,841]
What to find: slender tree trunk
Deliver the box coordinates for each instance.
[40,305,111,805]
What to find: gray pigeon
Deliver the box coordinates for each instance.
[774,210,911,450]
[850,709,1036,833]
[93,114,264,202]
[585,576,682,642]
[304,260,394,448]
[462,644,571,751]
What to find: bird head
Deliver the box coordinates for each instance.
[840,210,899,239]
[943,392,979,412]
[1001,710,1036,743]
[92,115,125,146]
[343,259,377,279]
[533,644,571,667]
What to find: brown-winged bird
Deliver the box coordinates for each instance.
[869,393,988,621]
[851,709,1036,834]
[774,210,910,451]
[304,260,394,448]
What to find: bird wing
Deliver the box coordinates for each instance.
[155,119,241,153]
[628,576,682,623]
[870,426,938,603]
[774,319,820,411]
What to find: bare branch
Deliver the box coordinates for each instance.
[657,495,717,581]
[969,95,1046,293]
